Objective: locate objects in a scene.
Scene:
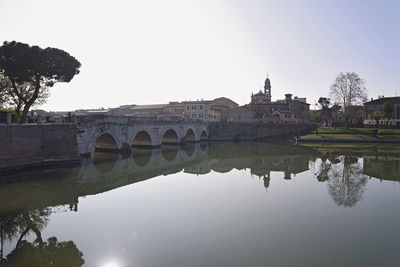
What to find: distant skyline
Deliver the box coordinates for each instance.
[1,0,399,111]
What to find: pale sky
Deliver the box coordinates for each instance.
[1,0,399,111]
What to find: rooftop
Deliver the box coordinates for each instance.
[364,96,400,105]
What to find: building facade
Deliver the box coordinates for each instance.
[183,97,238,122]
[363,96,400,126]
[223,77,310,124]
[104,98,238,122]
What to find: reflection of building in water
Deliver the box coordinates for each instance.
[184,160,211,175]
[363,155,400,181]
[211,154,309,179]
[182,152,310,191]
[250,169,271,190]
[205,143,312,190]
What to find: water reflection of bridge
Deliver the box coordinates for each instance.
[3,143,400,215]
[78,144,209,196]
[0,143,316,214]
[3,143,400,263]
[82,143,314,195]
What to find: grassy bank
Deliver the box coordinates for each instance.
[299,127,400,142]
[299,143,400,154]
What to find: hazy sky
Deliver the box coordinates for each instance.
[1,0,399,111]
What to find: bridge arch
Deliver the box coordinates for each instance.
[200,130,208,141]
[132,131,153,148]
[184,128,196,143]
[93,133,119,152]
[161,129,179,145]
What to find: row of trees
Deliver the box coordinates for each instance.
[329,72,368,122]
[312,72,396,126]
[310,72,369,126]
[0,41,81,123]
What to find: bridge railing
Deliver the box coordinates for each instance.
[0,111,77,125]
[75,114,208,126]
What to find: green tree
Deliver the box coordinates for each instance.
[382,102,394,124]
[0,75,11,109]
[0,41,81,123]
[372,110,385,125]
[0,74,50,120]
[329,72,368,126]
[309,109,321,123]
[318,97,332,125]
[318,97,331,109]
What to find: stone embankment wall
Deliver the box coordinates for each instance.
[0,124,79,172]
[208,122,315,141]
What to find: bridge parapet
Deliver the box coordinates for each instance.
[76,115,206,127]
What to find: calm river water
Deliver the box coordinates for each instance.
[1,142,400,267]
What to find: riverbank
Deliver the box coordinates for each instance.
[298,127,400,143]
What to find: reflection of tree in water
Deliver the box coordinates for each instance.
[324,155,368,207]
[316,153,341,182]
[2,237,84,267]
[0,208,84,266]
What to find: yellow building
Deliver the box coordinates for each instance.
[183,97,238,122]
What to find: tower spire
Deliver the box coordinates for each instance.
[264,74,271,101]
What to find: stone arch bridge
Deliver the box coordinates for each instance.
[76,115,209,155]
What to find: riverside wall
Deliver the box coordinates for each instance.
[208,122,315,141]
[0,120,315,172]
[0,124,79,172]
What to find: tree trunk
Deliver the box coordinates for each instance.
[15,101,23,122]
[20,102,31,124]
[26,217,43,246]
[1,232,3,262]
[19,75,41,124]
[15,227,30,249]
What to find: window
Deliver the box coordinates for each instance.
[186,105,189,110]
[192,105,196,109]
[200,105,203,110]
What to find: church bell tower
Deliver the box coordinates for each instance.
[264,75,271,101]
